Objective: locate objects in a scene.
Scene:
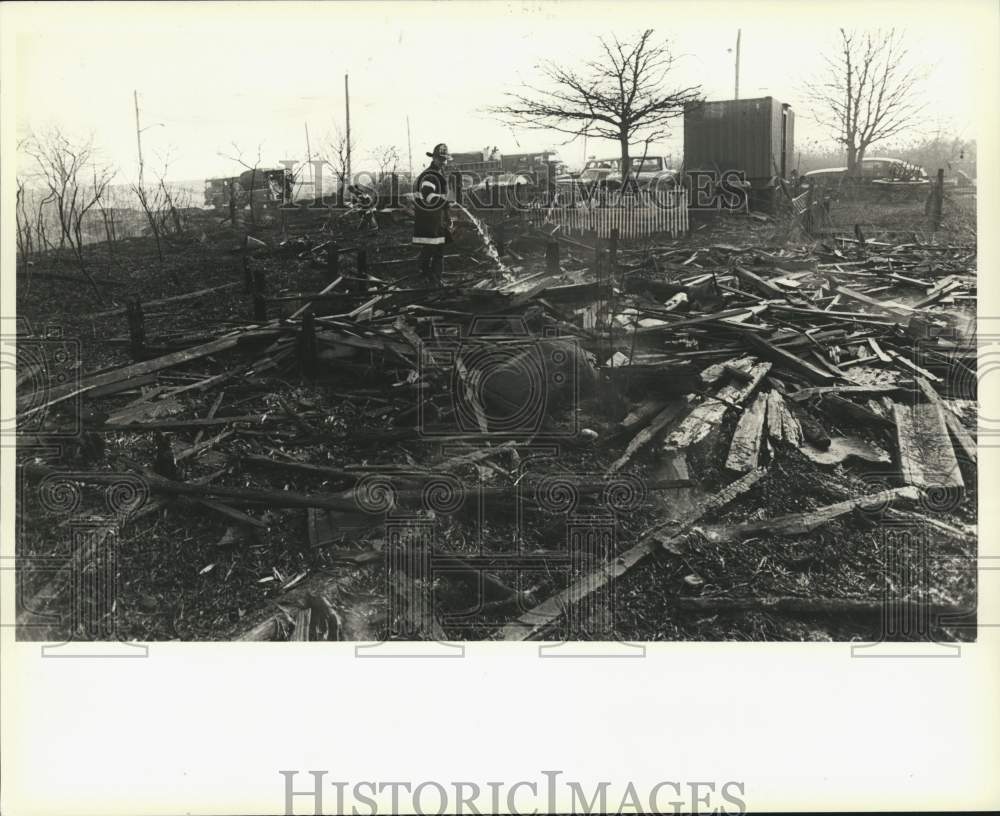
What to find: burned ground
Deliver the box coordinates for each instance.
[14,191,978,643]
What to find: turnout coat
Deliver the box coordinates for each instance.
[413,164,450,245]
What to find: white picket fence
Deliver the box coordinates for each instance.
[540,189,689,239]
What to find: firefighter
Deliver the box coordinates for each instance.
[413,143,454,286]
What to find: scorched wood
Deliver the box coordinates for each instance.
[893,401,964,489]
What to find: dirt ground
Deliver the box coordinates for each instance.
[14,193,978,643]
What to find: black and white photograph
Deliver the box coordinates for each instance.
[2,1,998,814]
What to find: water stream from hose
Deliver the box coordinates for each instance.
[451,203,513,281]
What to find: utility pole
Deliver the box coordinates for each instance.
[734,29,741,100]
[304,122,313,191]
[344,73,352,184]
[133,90,145,189]
[406,115,413,179]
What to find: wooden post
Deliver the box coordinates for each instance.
[299,311,318,377]
[252,267,267,321]
[241,234,250,292]
[327,241,340,279]
[253,294,267,322]
[496,223,506,257]
[356,246,368,276]
[126,298,145,360]
[546,162,556,205]
[252,267,266,295]
[546,240,560,274]
[933,168,944,230]
[609,227,619,269]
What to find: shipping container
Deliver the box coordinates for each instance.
[683,96,794,184]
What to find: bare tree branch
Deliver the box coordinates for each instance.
[488,29,701,189]
[804,28,926,173]
[22,127,114,298]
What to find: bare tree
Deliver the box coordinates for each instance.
[22,128,114,297]
[320,124,354,205]
[92,164,118,269]
[132,178,166,259]
[15,178,33,267]
[368,144,400,196]
[220,143,264,230]
[33,189,56,254]
[152,150,186,236]
[489,30,701,189]
[805,28,925,176]
[132,140,168,262]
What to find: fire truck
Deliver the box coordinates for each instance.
[204,167,294,209]
[449,149,566,187]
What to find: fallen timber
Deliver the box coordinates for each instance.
[16,212,978,643]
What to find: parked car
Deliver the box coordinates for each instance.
[609,156,679,189]
[574,158,618,189]
[803,157,929,190]
[568,156,679,193]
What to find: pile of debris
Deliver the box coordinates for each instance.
[17,215,978,641]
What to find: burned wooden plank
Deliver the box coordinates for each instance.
[657,450,691,483]
[725,392,768,473]
[732,265,785,299]
[499,468,769,641]
[106,392,185,426]
[834,285,912,317]
[607,400,687,474]
[789,384,905,402]
[820,393,896,428]
[890,350,941,383]
[738,331,836,385]
[662,360,771,453]
[674,595,967,619]
[192,390,226,448]
[867,338,892,363]
[96,413,318,432]
[884,507,976,541]
[765,390,803,447]
[616,398,670,433]
[914,377,976,463]
[427,441,518,473]
[289,276,344,319]
[892,401,964,489]
[653,467,769,550]
[698,355,754,387]
[20,462,377,514]
[175,429,234,463]
[696,485,919,543]
[19,332,258,417]
[635,306,766,335]
[83,282,241,320]
[191,497,268,529]
[911,276,962,309]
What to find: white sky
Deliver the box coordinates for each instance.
[9,0,992,183]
